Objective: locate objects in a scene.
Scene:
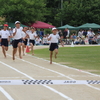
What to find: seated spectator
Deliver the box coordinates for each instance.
[87,30,95,44]
[92,35,97,44]
[35,36,42,45]
[42,35,49,45]
[84,36,89,45]
[96,33,100,44]
[80,37,85,45]
[74,36,80,45]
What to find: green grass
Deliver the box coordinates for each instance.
[30,46,100,75]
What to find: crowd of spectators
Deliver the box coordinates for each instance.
[58,28,100,45]
[0,27,100,46]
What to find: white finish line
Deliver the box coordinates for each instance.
[0,80,100,85]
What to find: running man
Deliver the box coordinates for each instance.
[48,27,64,64]
[0,24,10,58]
[12,21,23,60]
[28,27,37,55]
[21,27,28,56]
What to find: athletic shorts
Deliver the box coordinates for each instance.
[49,43,58,51]
[22,39,28,45]
[29,40,35,45]
[1,39,8,47]
[12,39,22,48]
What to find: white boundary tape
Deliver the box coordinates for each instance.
[0,80,100,85]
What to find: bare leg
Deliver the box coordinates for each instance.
[22,43,25,56]
[30,43,34,55]
[50,51,53,64]
[54,49,58,59]
[5,47,8,51]
[2,46,6,58]
[18,43,22,59]
[13,48,17,60]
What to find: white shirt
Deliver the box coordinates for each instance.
[48,33,60,43]
[0,30,10,39]
[35,38,41,44]
[87,31,95,37]
[28,31,37,40]
[78,31,83,37]
[13,27,23,40]
[43,37,48,43]
[21,31,27,38]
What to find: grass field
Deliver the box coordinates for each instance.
[30,46,100,74]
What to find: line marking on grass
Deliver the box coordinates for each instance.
[0,86,14,100]
[7,54,100,91]
[0,60,73,100]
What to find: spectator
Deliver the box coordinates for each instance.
[42,35,49,45]
[78,29,83,38]
[74,36,80,45]
[35,36,42,45]
[63,28,68,39]
[87,30,95,44]
[83,30,87,37]
[80,37,85,45]
[84,36,89,45]
[96,33,100,44]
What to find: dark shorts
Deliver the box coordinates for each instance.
[12,39,22,48]
[49,43,58,51]
[29,40,35,45]
[22,39,28,45]
[1,39,8,47]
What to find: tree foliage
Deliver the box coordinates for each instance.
[0,0,100,26]
[0,0,46,23]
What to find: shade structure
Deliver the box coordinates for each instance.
[77,23,100,29]
[57,24,76,30]
[8,22,28,28]
[30,21,55,29]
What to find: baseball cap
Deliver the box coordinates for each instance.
[4,24,8,27]
[15,21,20,24]
[52,27,57,31]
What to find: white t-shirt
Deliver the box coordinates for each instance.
[35,38,41,44]
[13,27,23,40]
[43,37,48,43]
[0,30,10,39]
[28,31,37,40]
[48,33,60,43]
[21,31,27,38]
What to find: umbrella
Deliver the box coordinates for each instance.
[30,21,55,29]
[77,23,100,29]
[57,24,76,30]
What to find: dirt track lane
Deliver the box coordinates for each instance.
[0,46,100,100]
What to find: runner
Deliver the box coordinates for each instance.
[48,27,63,64]
[21,27,28,56]
[0,24,10,58]
[28,27,37,55]
[12,21,23,60]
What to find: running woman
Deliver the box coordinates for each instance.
[21,27,28,56]
[48,28,63,64]
[0,24,10,58]
[12,21,23,60]
[28,27,37,55]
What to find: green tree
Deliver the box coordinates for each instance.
[0,0,47,23]
[55,0,100,26]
